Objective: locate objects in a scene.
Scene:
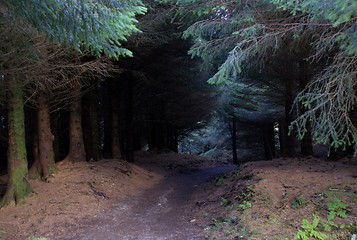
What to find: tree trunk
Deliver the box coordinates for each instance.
[173,127,178,153]
[279,120,287,158]
[29,119,40,179]
[66,83,86,162]
[111,79,122,159]
[89,87,102,161]
[1,77,32,207]
[82,87,102,161]
[51,110,69,161]
[231,115,239,165]
[348,107,357,155]
[29,92,55,179]
[101,80,112,158]
[300,121,313,157]
[263,122,274,160]
[0,108,8,170]
[126,78,134,162]
[299,60,314,157]
[82,93,93,161]
[280,81,297,158]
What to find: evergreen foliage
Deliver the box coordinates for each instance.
[159,0,357,154]
[2,0,146,59]
[291,55,357,153]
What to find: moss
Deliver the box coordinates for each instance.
[1,77,32,207]
[13,166,32,202]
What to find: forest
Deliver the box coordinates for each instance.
[0,0,356,239]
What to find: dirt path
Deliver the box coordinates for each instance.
[60,165,235,240]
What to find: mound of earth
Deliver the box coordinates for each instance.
[0,158,162,239]
[189,157,357,239]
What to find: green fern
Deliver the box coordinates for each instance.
[294,214,327,240]
[327,197,348,221]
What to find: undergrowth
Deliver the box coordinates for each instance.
[294,187,357,240]
[203,168,253,239]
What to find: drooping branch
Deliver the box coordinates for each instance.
[291,55,357,154]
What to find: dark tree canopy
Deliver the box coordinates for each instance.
[0,0,356,208]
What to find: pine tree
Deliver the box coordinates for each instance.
[2,0,146,59]
[160,0,357,155]
[0,0,146,206]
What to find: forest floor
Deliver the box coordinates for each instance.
[191,156,357,239]
[0,153,356,240]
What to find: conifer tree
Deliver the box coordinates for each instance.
[2,0,146,59]
[0,0,145,206]
[160,0,357,155]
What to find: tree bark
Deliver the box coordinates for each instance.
[299,60,314,157]
[29,118,40,179]
[279,120,287,158]
[89,87,102,161]
[173,127,178,153]
[82,87,102,161]
[1,77,32,207]
[111,79,122,159]
[231,115,239,165]
[101,80,112,158]
[263,122,274,160]
[65,82,86,162]
[300,121,313,156]
[29,92,55,179]
[0,108,7,170]
[82,93,93,161]
[279,79,299,158]
[126,78,134,162]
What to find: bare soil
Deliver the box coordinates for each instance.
[0,151,224,240]
[1,153,356,240]
[190,156,357,239]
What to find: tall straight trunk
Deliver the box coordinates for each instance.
[300,122,313,156]
[66,82,86,162]
[299,61,314,157]
[284,81,297,157]
[51,110,69,161]
[126,79,134,162]
[167,124,175,152]
[29,92,55,179]
[51,112,60,161]
[173,127,178,153]
[82,87,102,161]
[82,93,93,161]
[134,133,141,151]
[0,108,8,170]
[270,123,276,158]
[148,123,158,150]
[89,87,102,161]
[101,80,112,158]
[347,107,357,155]
[30,117,40,178]
[1,77,31,207]
[111,80,122,159]
[231,115,239,165]
[279,120,287,157]
[263,122,274,160]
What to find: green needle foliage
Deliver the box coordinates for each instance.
[159,0,357,154]
[291,55,357,154]
[270,0,357,55]
[2,0,147,59]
